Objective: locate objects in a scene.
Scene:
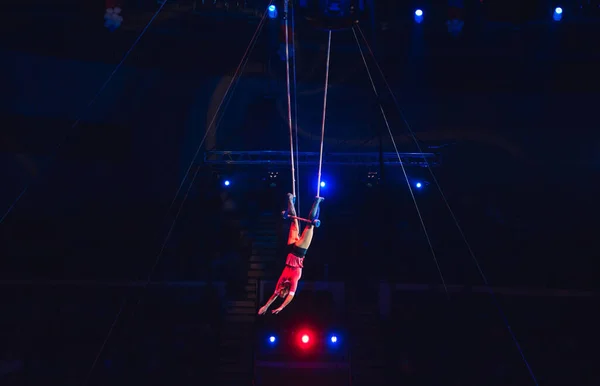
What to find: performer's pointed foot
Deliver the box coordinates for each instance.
[286,193,297,217]
[287,193,296,204]
[308,196,324,221]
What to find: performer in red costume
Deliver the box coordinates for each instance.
[258,194,324,315]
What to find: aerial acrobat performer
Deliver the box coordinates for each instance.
[259,0,330,315]
[258,194,324,315]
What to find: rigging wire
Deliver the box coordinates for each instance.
[351,26,448,296]
[316,30,332,198]
[284,0,297,200]
[354,24,539,385]
[165,1,273,218]
[83,4,274,384]
[290,0,301,214]
[0,0,170,227]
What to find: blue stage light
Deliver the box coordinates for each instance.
[320,181,326,188]
[414,9,424,24]
[331,335,338,343]
[553,7,563,21]
[415,182,422,189]
[224,180,230,186]
[269,336,276,343]
[268,5,277,19]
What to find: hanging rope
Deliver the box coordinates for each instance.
[351,25,448,295]
[354,24,539,385]
[290,0,301,214]
[284,0,297,199]
[316,30,332,197]
[82,4,275,385]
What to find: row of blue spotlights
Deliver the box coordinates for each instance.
[221,179,426,189]
[412,7,564,23]
[269,5,565,23]
[221,180,327,188]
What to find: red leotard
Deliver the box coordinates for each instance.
[276,252,304,295]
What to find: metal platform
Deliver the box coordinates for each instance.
[204,151,440,167]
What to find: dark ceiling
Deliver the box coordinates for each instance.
[2,1,599,174]
[3,1,599,81]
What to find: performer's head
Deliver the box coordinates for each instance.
[278,280,291,298]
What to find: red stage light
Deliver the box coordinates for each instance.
[296,328,314,350]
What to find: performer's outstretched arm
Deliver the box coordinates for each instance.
[258,293,278,315]
[272,294,294,314]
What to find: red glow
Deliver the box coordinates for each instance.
[296,328,314,350]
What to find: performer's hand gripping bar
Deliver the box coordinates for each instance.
[282,211,321,228]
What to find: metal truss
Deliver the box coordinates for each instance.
[204,151,440,167]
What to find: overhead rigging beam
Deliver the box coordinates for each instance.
[203,150,440,167]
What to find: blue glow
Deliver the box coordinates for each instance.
[415,182,422,189]
[553,7,563,21]
[414,9,424,24]
[269,336,276,343]
[268,5,277,19]
[224,180,230,186]
[320,181,326,188]
[331,335,338,343]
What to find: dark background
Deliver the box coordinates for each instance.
[1,0,599,385]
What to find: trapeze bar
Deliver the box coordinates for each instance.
[204,151,440,167]
[282,211,321,227]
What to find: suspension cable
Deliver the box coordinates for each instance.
[351,25,448,295]
[82,4,275,385]
[284,0,296,199]
[0,1,170,227]
[316,30,332,198]
[290,0,301,214]
[354,24,538,384]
